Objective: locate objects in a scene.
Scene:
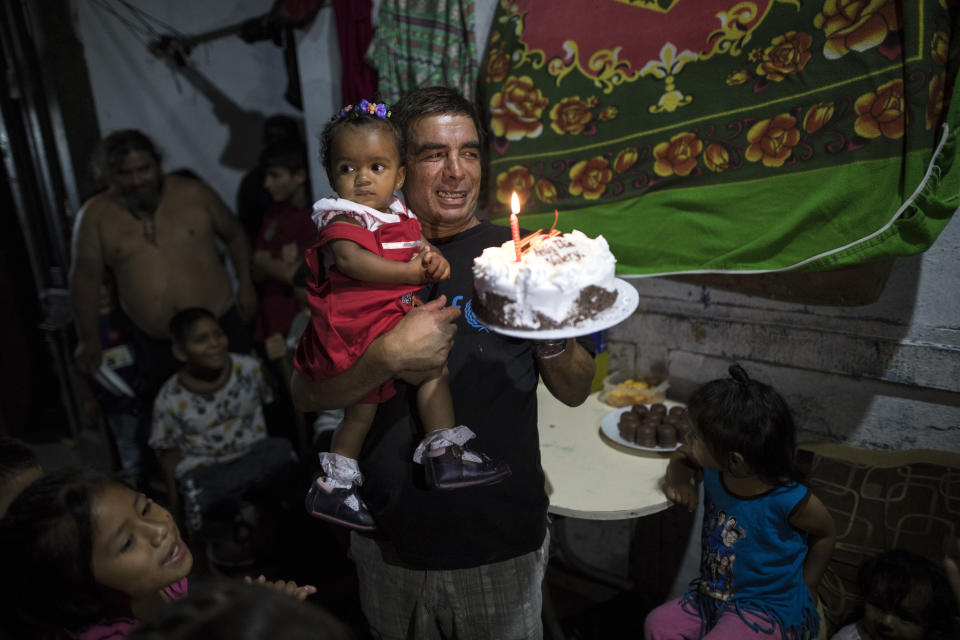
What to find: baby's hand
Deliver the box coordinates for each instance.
[243,574,317,601]
[421,249,451,283]
[663,481,698,512]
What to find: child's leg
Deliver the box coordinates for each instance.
[412,366,511,490]
[705,609,790,639]
[644,597,705,640]
[645,596,791,640]
[331,403,378,458]
[305,403,377,530]
[416,366,454,432]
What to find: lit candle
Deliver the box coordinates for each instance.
[510,191,521,261]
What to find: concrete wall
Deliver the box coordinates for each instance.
[608,211,960,452]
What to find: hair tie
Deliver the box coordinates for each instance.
[332,99,390,121]
[728,364,751,386]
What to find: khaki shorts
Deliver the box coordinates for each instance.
[350,529,550,640]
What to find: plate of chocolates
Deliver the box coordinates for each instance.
[599,403,691,452]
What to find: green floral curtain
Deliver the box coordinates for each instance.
[482,0,960,275]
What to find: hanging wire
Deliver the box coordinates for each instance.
[113,0,186,38]
[87,0,188,46]
[87,0,154,47]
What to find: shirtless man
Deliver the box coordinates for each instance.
[70,130,257,396]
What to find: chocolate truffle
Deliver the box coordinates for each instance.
[649,403,667,416]
[657,423,678,448]
[619,414,641,431]
[636,424,657,447]
[618,411,640,442]
[642,419,662,434]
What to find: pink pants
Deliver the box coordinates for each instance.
[644,597,792,640]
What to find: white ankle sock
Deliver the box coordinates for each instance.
[318,452,362,489]
[412,426,482,464]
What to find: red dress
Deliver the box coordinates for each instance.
[294,197,423,404]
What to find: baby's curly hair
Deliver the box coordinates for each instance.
[320,102,404,182]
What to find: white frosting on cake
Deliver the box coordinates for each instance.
[472,230,617,328]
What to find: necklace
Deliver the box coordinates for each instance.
[141,215,157,246]
[112,188,160,246]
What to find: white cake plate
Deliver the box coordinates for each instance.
[483,278,639,340]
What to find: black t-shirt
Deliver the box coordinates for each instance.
[358,223,550,569]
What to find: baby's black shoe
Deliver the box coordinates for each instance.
[305,474,375,531]
[423,444,512,490]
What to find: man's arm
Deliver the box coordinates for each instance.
[204,184,257,319]
[290,297,460,411]
[537,339,595,406]
[69,205,105,376]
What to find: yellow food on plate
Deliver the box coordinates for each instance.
[605,389,658,407]
[601,375,667,407]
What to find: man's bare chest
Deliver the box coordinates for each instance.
[103,206,214,266]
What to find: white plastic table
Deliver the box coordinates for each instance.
[537,384,682,638]
[537,384,680,520]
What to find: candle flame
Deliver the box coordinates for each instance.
[510,191,520,215]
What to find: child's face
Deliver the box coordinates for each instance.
[263,165,306,204]
[861,583,931,640]
[90,484,192,599]
[329,124,405,212]
[175,317,229,372]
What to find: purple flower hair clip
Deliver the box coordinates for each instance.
[332,100,391,121]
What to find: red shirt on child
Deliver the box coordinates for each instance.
[294,197,423,404]
[253,201,317,341]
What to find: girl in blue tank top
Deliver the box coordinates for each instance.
[645,364,836,640]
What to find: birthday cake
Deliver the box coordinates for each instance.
[472,230,619,330]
